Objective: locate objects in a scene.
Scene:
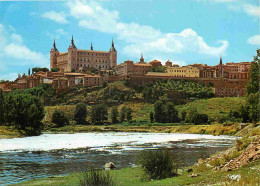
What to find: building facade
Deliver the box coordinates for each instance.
[50,37,117,72]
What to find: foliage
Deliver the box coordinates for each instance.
[149,112,154,123]
[32,67,49,73]
[3,93,44,134]
[154,101,179,123]
[143,79,214,103]
[0,89,4,125]
[74,103,87,124]
[52,110,70,127]
[51,67,60,72]
[91,103,108,124]
[102,81,108,88]
[164,102,179,123]
[126,108,133,122]
[120,106,127,122]
[110,106,119,124]
[151,66,165,72]
[184,107,208,124]
[245,49,260,122]
[137,150,177,180]
[154,100,165,123]
[79,168,115,186]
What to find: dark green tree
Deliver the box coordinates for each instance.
[52,110,69,127]
[120,106,127,122]
[240,105,250,123]
[102,81,108,88]
[126,108,133,122]
[74,103,87,124]
[154,100,165,123]
[51,67,60,72]
[150,112,154,123]
[0,89,4,125]
[91,104,108,124]
[110,106,119,124]
[164,102,179,123]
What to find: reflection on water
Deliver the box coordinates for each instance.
[0,132,236,185]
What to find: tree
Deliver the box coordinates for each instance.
[119,106,127,122]
[126,108,133,122]
[51,67,60,72]
[154,100,165,123]
[52,110,69,127]
[150,112,154,123]
[91,104,108,124]
[74,103,87,124]
[110,106,119,124]
[102,81,108,88]
[164,102,179,123]
[32,67,49,73]
[3,93,44,134]
[0,89,4,125]
[240,105,250,123]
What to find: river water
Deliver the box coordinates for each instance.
[0,132,236,185]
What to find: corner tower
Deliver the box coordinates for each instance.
[50,39,59,69]
[109,39,117,68]
[68,36,77,72]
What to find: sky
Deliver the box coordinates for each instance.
[0,0,259,80]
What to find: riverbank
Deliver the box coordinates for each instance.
[0,126,26,139]
[46,123,242,135]
[0,123,255,139]
[14,125,260,186]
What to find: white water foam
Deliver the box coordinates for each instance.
[0,132,236,152]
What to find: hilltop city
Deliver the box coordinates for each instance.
[0,36,252,97]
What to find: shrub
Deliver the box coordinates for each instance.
[51,110,69,127]
[110,106,119,124]
[137,150,177,180]
[74,103,87,124]
[91,104,108,124]
[79,168,115,186]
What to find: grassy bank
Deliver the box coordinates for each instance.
[46,123,242,136]
[15,157,260,186]
[0,126,26,139]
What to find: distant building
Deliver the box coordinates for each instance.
[50,37,117,72]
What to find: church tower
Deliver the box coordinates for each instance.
[68,36,77,72]
[220,55,223,77]
[50,39,59,69]
[140,53,144,63]
[109,39,117,68]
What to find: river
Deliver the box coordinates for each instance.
[0,132,236,185]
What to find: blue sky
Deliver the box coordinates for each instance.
[0,0,259,80]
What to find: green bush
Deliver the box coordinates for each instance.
[137,150,177,180]
[51,110,69,127]
[74,103,87,124]
[79,168,115,186]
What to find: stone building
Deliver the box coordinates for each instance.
[166,65,200,78]
[50,37,117,72]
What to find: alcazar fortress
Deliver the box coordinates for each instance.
[0,36,252,97]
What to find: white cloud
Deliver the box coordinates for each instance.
[10,33,23,43]
[243,4,260,17]
[42,11,69,24]
[66,0,228,61]
[0,23,49,81]
[4,44,48,66]
[247,35,260,45]
[45,28,69,40]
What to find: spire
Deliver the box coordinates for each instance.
[91,42,93,50]
[110,38,116,52]
[51,39,58,52]
[69,35,76,49]
[140,52,144,62]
